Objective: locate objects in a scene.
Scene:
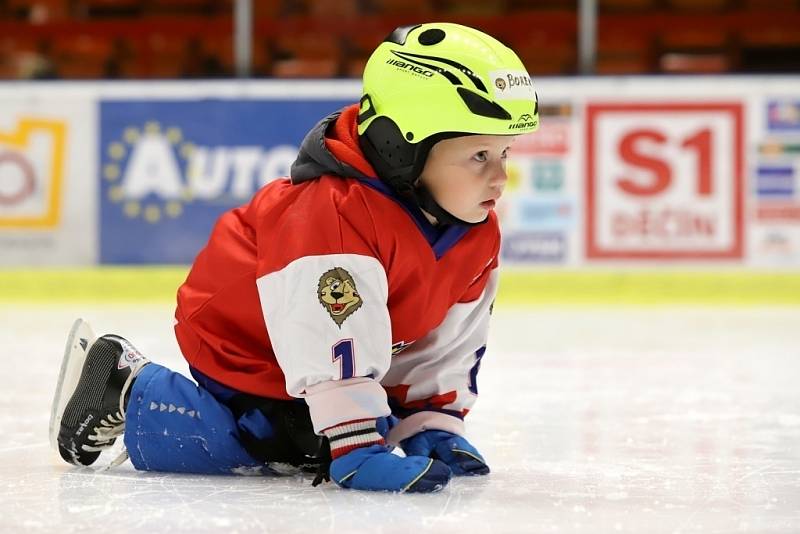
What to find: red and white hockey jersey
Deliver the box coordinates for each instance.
[174,104,499,444]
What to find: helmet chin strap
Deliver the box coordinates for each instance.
[413,183,487,227]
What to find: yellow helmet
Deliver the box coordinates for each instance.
[358,22,539,214]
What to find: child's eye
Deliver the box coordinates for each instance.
[473,151,488,162]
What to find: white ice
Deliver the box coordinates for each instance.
[1,305,799,533]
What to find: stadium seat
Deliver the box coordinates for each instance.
[508,0,576,10]
[273,33,342,60]
[252,0,282,18]
[271,33,342,78]
[7,0,70,20]
[251,38,274,76]
[740,27,800,48]
[660,52,730,73]
[73,0,141,16]
[53,33,112,79]
[596,31,654,74]
[659,28,729,49]
[131,33,188,78]
[0,35,37,57]
[370,0,434,14]
[436,0,508,15]
[741,0,798,8]
[598,0,657,12]
[272,59,340,78]
[0,35,44,78]
[657,27,732,73]
[307,0,359,18]
[340,29,384,78]
[510,30,576,75]
[739,24,800,72]
[344,57,368,78]
[203,35,234,73]
[145,0,218,15]
[665,0,731,10]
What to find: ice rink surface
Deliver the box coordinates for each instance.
[1,305,799,534]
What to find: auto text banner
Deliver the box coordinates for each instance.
[99,99,351,264]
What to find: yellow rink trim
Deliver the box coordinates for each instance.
[1,267,799,305]
[498,271,800,306]
[0,267,189,304]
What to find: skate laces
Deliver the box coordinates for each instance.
[82,411,125,452]
[85,410,130,470]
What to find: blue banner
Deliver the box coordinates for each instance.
[99,99,351,264]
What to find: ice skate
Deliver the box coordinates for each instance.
[50,319,149,466]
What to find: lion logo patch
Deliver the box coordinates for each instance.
[318,267,363,327]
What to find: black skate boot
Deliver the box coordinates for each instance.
[50,319,149,467]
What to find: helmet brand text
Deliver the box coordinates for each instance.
[509,113,538,130]
[505,74,532,88]
[386,59,434,77]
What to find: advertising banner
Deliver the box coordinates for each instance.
[98,98,351,264]
[499,102,576,265]
[748,98,800,265]
[585,102,744,260]
[2,77,800,269]
[0,90,96,265]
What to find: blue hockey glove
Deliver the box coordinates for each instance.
[329,444,452,493]
[401,430,490,476]
[375,414,399,438]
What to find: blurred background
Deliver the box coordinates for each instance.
[2,4,800,532]
[1,0,799,304]
[0,0,799,79]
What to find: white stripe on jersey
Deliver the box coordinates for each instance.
[383,268,499,443]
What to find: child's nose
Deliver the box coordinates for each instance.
[491,165,508,187]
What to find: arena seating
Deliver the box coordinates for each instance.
[0,0,797,79]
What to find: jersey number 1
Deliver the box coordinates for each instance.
[468,346,486,395]
[332,339,355,380]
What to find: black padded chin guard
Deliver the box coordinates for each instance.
[358,116,420,195]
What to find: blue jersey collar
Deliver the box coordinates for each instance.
[357,178,471,260]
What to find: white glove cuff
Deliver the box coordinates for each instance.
[304,377,391,434]
[386,411,466,446]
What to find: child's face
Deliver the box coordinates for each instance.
[419,134,515,224]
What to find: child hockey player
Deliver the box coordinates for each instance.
[50,22,539,493]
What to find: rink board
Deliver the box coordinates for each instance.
[1,77,800,270]
[1,268,799,305]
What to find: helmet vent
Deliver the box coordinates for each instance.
[418,29,445,46]
[457,87,512,120]
[391,51,488,93]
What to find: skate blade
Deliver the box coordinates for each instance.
[49,318,97,452]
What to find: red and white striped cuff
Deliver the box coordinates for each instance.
[323,419,385,459]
